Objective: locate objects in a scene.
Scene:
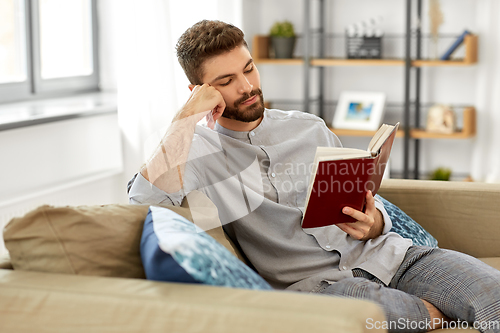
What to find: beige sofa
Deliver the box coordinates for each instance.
[1,179,499,333]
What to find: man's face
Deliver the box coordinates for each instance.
[201,45,264,123]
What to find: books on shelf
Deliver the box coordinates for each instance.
[301,122,399,229]
[440,30,470,61]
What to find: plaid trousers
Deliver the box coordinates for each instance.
[315,246,500,333]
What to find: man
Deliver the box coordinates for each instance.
[128,20,500,332]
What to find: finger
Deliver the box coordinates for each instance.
[364,190,376,215]
[215,95,226,115]
[206,111,215,130]
[342,206,373,238]
[336,223,364,240]
[342,206,370,224]
[214,98,226,119]
[191,85,201,94]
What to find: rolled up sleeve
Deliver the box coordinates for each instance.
[128,172,185,206]
[374,195,392,234]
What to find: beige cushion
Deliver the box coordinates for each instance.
[4,204,150,278]
[3,190,245,278]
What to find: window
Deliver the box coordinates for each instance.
[0,0,99,103]
[0,0,27,84]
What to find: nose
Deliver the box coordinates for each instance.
[238,76,253,94]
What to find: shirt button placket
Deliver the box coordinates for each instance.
[249,131,256,144]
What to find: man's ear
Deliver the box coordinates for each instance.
[188,84,195,91]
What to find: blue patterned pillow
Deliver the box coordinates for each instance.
[376,195,438,247]
[140,206,272,290]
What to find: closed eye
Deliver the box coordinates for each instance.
[244,66,254,74]
[220,79,232,86]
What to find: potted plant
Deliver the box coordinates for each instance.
[269,21,296,59]
[429,167,452,181]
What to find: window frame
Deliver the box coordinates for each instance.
[0,0,100,104]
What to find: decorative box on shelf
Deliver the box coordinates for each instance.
[346,36,382,59]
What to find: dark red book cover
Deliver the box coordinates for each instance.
[301,127,397,228]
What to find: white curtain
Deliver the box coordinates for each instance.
[116,0,177,183]
[112,0,242,184]
[472,0,500,183]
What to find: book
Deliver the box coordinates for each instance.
[301,122,399,229]
[440,30,470,61]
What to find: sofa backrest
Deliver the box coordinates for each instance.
[379,179,500,258]
[2,190,247,277]
[5,179,499,278]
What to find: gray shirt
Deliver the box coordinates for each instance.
[129,109,412,291]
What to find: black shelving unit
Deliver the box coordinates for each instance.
[254,0,477,180]
[304,0,424,179]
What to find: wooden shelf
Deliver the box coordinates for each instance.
[411,106,476,139]
[412,34,478,67]
[252,34,478,67]
[330,107,476,140]
[329,128,405,137]
[410,129,473,139]
[412,60,474,67]
[254,58,304,65]
[311,59,404,66]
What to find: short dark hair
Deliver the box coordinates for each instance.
[176,20,248,85]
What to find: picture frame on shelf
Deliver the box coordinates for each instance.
[332,91,386,131]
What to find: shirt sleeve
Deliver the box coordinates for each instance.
[128,172,185,206]
[320,119,342,148]
[127,128,213,207]
[374,195,393,234]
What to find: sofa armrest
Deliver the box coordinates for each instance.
[0,269,386,333]
[379,179,500,258]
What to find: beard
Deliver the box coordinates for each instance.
[221,88,265,123]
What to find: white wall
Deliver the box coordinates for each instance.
[0,113,127,256]
[0,115,122,199]
[245,0,484,179]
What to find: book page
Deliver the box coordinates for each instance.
[317,151,371,162]
[368,123,399,155]
[367,124,389,152]
[315,147,370,160]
